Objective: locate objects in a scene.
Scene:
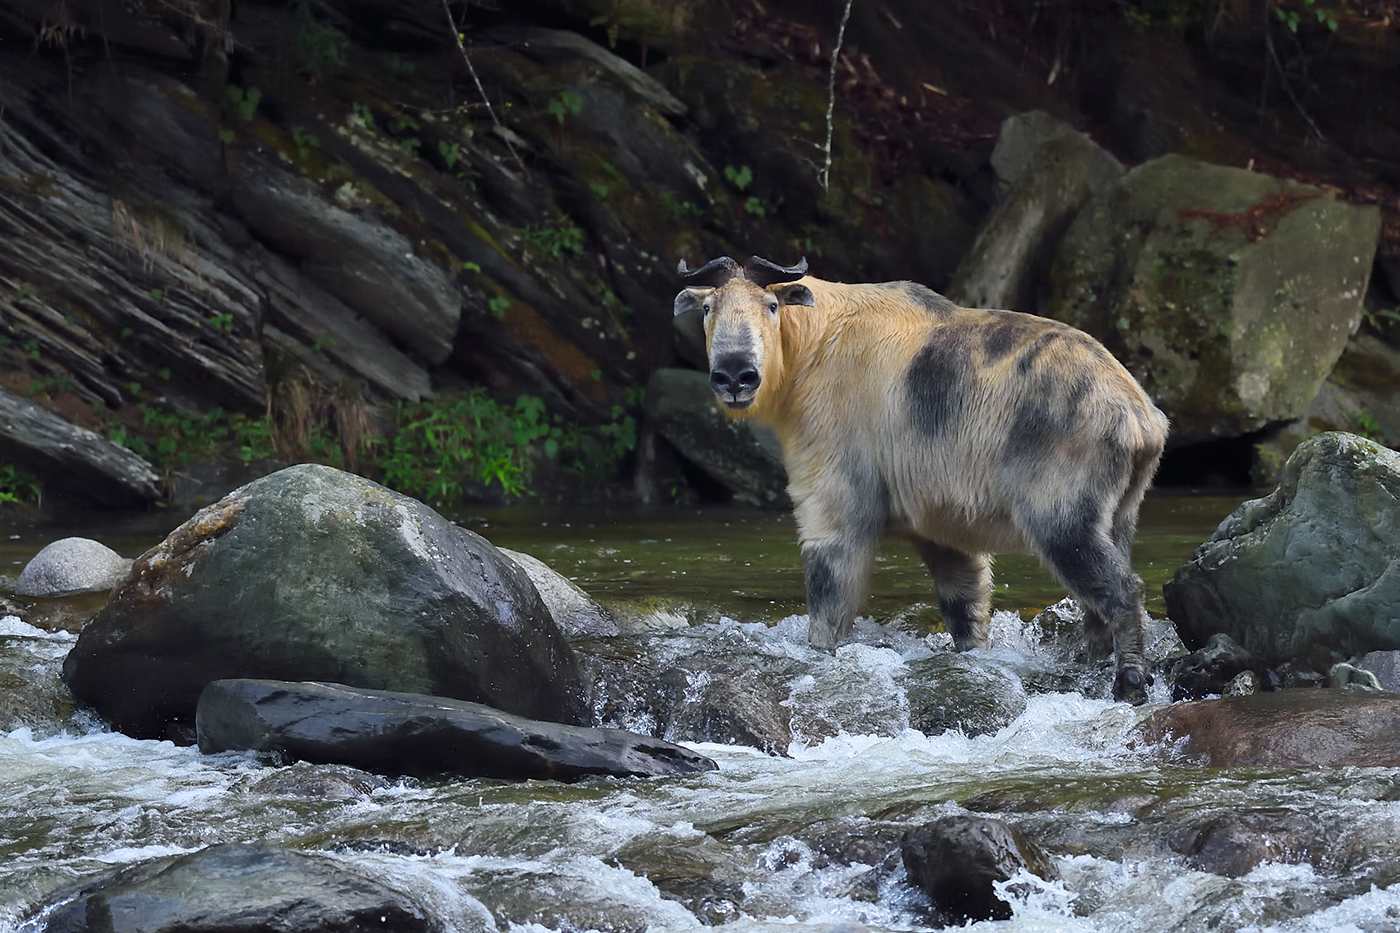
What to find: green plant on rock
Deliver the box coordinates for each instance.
[291,126,320,161]
[227,85,262,121]
[521,217,585,260]
[0,463,42,506]
[547,91,584,125]
[723,164,753,191]
[295,0,349,83]
[1350,410,1380,440]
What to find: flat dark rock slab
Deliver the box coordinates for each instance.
[197,679,718,782]
[1131,689,1400,767]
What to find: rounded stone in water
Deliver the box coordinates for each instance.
[14,536,131,597]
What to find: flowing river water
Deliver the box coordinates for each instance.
[3,494,1400,932]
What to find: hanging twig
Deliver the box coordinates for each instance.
[440,0,524,170]
[819,0,854,192]
[1261,0,1327,143]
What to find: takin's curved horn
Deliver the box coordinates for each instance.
[677,256,742,288]
[744,256,809,288]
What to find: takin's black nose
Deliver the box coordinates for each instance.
[709,359,761,402]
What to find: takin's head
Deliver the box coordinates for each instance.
[673,255,813,414]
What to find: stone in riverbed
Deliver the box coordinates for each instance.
[197,679,718,781]
[1164,432,1400,670]
[1130,689,1400,767]
[36,842,456,933]
[63,463,587,740]
[15,537,132,598]
[901,815,1060,922]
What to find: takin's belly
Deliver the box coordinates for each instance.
[886,499,1031,556]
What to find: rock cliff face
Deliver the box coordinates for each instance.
[0,0,1396,506]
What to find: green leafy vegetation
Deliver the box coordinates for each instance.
[295,0,350,82]
[724,164,754,191]
[547,92,584,124]
[521,217,585,260]
[291,126,320,161]
[226,85,261,121]
[1350,410,1381,439]
[0,463,42,506]
[104,390,637,507]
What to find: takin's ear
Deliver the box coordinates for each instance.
[772,283,815,307]
[673,287,709,317]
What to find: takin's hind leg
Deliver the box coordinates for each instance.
[912,539,992,651]
[1034,523,1151,705]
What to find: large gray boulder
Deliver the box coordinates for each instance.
[63,464,587,740]
[645,368,789,508]
[37,843,452,933]
[15,537,132,597]
[949,113,1123,313]
[1045,155,1381,446]
[197,679,718,781]
[1164,433,1400,668]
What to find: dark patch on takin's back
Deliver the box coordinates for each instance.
[902,283,958,318]
[906,332,974,437]
[981,312,1044,362]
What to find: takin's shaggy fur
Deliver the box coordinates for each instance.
[674,256,1170,704]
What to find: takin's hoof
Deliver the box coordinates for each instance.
[1113,667,1152,706]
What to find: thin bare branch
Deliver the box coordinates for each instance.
[819,0,853,192]
[440,0,524,170]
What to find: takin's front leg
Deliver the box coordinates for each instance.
[911,540,992,651]
[802,532,880,651]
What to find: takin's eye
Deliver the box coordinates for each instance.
[767,300,778,316]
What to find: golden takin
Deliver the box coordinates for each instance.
[674,255,1169,705]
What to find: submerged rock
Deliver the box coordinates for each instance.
[1045,156,1381,446]
[903,653,1028,737]
[901,815,1060,922]
[1164,433,1400,670]
[1167,808,1327,878]
[1166,632,1270,701]
[248,763,390,800]
[63,464,587,740]
[197,679,718,781]
[1131,689,1400,767]
[15,537,131,598]
[37,842,448,933]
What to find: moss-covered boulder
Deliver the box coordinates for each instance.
[63,464,587,740]
[1164,432,1400,670]
[1045,155,1381,446]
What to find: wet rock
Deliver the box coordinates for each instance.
[661,661,793,756]
[903,653,1028,737]
[989,111,1115,196]
[36,842,448,933]
[1131,689,1400,767]
[1046,156,1381,447]
[0,615,75,737]
[950,114,1123,313]
[1223,670,1262,696]
[1167,809,1325,878]
[15,537,131,598]
[0,387,159,508]
[1166,633,1269,701]
[1164,433,1400,668]
[197,679,718,781]
[645,368,789,508]
[500,547,622,639]
[1359,651,1400,692]
[63,464,587,740]
[901,815,1060,922]
[248,763,390,800]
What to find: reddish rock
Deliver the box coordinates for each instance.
[1132,689,1400,767]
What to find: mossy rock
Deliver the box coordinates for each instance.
[1045,155,1381,447]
